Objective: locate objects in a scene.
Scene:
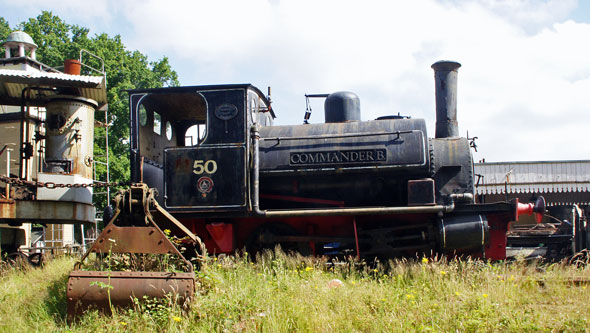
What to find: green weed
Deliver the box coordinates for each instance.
[1,249,589,332]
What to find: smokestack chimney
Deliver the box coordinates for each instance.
[431,60,461,138]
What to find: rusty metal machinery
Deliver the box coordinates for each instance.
[0,49,108,257]
[66,183,205,319]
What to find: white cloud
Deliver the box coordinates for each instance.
[0,0,116,28]
[1,0,589,161]
[117,0,273,60]
[462,0,578,33]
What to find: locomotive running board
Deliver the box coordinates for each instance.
[66,184,204,320]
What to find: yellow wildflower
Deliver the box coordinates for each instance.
[455,292,461,296]
[406,294,415,299]
[421,257,429,264]
[172,316,182,322]
[164,229,171,236]
[305,266,313,272]
[119,322,127,326]
[440,271,447,275]
[482,293,489,298]
[373,268,379,273]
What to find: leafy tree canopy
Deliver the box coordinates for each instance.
[1,11,179,209]
[0,18,10,40]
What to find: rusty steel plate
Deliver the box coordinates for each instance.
[91,225,178,254]
[66,270,195,319]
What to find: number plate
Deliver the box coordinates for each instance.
[164,146,247,209]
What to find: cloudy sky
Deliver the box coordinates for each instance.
[2,0,589,162]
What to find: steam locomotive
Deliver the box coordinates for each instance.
[127,61,541,260]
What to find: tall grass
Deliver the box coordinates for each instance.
[1,250,589,332]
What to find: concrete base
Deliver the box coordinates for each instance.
[0,199,95,224]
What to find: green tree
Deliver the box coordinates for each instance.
[0,18,10,41]
[3,11,179,211]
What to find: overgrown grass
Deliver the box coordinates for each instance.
[1,250,589,332]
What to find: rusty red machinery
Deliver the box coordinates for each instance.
[1,34,108,263]
[67,184,204,319]
[0,35,210,318]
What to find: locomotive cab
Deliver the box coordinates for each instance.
[130,85,272,211]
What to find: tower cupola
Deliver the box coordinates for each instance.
[3,31,38,60]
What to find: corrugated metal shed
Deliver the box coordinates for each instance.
[0,69,106,107]
[474,160,590,195]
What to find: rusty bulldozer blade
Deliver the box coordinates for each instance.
[66,184,205,319]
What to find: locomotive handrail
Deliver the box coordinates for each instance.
[251,126,455,217]
[260,130,416,144]
[256,204,454,218]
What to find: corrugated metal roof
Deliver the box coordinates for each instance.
[474,160,590,194]
[0,69,107,107]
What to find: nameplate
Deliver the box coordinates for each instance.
[289,149,387,166]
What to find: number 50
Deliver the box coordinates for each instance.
[193,160,218,175]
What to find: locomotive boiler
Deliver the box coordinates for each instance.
[125,60,542,260]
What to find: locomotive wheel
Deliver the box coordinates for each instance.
[246,222,312,256]
[569,249,590,268]
[6,252,29,267]
[28,253,44,267]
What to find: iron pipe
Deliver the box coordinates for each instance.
[19,87,28,180]
[259,204,454,218]
[260,130,414,143]
[432,61,461,138]
[450,193,474,203]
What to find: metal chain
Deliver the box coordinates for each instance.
[0,174,135,189]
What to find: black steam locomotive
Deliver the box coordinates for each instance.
[127,61,538,260]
